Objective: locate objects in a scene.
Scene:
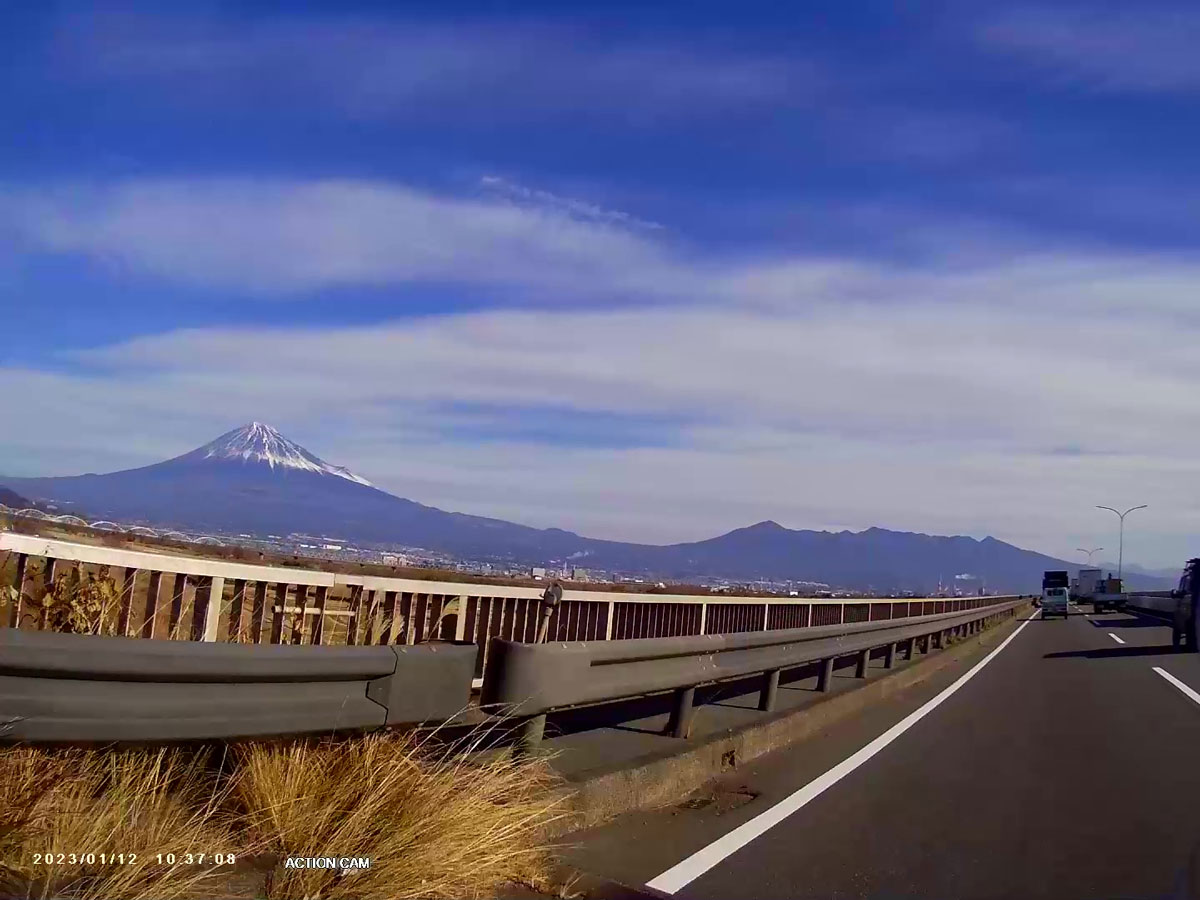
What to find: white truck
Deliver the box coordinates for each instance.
[1073,568,1103,601]
[1041,570,1070,619]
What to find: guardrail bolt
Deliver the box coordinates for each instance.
[818,656,835,692]
[758,669,780,712]
[855,649,870,678]
[884,642,897,669]
[667,686,697,738]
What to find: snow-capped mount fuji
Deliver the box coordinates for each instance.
[188,423,373,486]
[0,423,586,557]
[0,424,1172,592]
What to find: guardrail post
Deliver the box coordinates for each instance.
[198,576,224,642]
[818,656,835,692]
[7,553,27,627]
[604,600,615,640]
[667,686,696,738]
[758,669,780,712]
[762,604,770,632]
[698,602,707,636]
[167,573,187,640]
[884,642,896,669]
[454,596,469,642]
[514,714,546,756]
[116,566,137,637]
[855,649,869,678]
[904,637,916,660]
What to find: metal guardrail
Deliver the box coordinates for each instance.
[0,629,476,743]
[482,598,1028,748]
[1,532,1013,688]
[1123,594,1177,617]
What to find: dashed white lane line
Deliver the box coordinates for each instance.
[644,615,1035,895]
[1108,633,1126,645]
[1152,667,1200,707]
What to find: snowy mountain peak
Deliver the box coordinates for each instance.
[195,423,373,486]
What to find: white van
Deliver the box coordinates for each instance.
[1041,586,1069,618]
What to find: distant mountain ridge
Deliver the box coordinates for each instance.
[0,424,1172,593]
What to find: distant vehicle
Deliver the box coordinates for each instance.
[1073,568,1103,601]
[1092,573,1125,614]
[1169,559,1200,652]
[1041,570,1070,618]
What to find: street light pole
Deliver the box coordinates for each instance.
[1096,505,1148,582]
[1076,547,1103,566]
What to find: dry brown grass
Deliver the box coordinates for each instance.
[0,746,247,900]
[0,731,567,900]
[233,731,567,900]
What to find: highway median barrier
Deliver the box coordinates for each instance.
[481,598,1026,755]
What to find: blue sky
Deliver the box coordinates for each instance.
[2,1,1199,566]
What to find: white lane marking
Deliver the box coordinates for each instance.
[1108,633,1125,645]
[645,615,1035,895]
[1152,667,1200,707]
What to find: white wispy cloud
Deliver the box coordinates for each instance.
[4,178,686,298]
[478,176,665,231]
[9,176,1200,321]
[978,5,1200,92]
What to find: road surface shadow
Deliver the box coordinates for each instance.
[1087,616,1168,629]
[1044,645,1178,660]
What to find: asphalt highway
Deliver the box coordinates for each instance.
[564,605,1200,900]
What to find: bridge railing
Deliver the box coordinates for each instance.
[0,532,1015,689]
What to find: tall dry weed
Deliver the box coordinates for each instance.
[0,730,567,900]
[233,730,567,900]
[0,746,248,900]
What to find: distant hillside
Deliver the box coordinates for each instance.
[0,424,1173,594]
[562,521,1172,593]
[0,486,33,509]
